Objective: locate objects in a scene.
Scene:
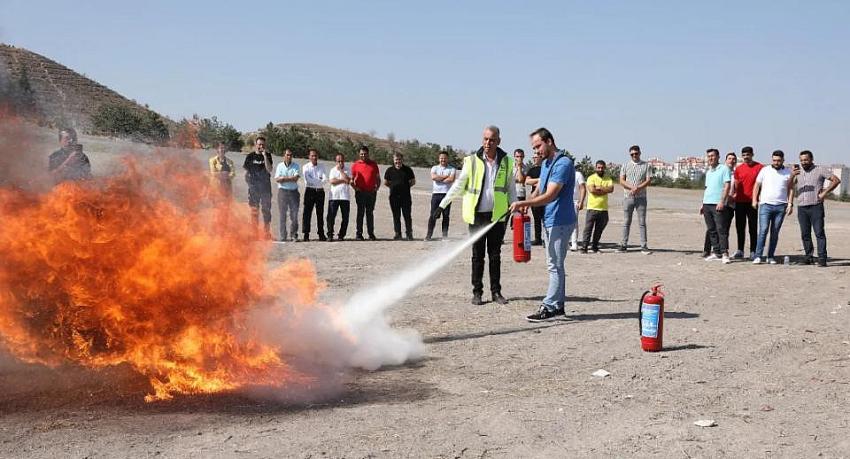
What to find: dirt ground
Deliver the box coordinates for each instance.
[2,134,849,458]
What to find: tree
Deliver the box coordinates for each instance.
[91,103,171,144]
[576,155,594,179]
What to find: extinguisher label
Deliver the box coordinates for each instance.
[641,303,660,338]
[523,221,532,252]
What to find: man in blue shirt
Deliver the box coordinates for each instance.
[274,148,301,241]
[701,148,732,263]
[510,127,576,322]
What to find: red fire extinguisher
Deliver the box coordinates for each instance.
[512,212,531,263]
[638,284,664,352]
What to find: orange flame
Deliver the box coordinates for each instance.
[0,141,328,401]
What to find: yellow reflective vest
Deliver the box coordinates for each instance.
[460,150,514,224]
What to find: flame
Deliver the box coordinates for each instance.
[0,141,331,401]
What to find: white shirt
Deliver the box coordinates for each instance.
[329,166,351,200]
[302,162,327,189]
[477,156,501,211]
[515,163,528,198]
[573,170,585,204]
[431,164,456,193]
[756,166,792,205]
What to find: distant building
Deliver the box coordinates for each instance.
[647,157,675,178]
[672,156,707,181]
[828,164,849,197]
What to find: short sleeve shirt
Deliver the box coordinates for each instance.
[431,165,456,194]
[384,165,415,199]
[49,148,92,182]
[703,165,732,204]
[538,152,577,228]
[243,152,272,188]
[274,161,300,190]
[620,160,651,197]
[733,162,763,203]
[329,166,351,200]
[526,165,541,194]
[756,166,792,205]
[586,174,613,211]
[515,163,529,197]
[795,166,832,207]
[573,171,585,204]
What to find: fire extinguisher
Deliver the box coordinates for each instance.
[512,211,531,263]
[638,284,664,352]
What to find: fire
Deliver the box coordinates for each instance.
[0,146,328,401]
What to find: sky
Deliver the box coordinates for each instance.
[1,0,848,164]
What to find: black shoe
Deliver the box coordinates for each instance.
[337,236,345,241]
[425,236,433,241]
[803,256,815,265]
[368,234,377,241]
[532,240,543,246]
[318,235,327,242]
[355,235,365,241]
[471,294,483,305]
[553,305,565,316]
[592,248,600,253]
[406,234,414,241]
[580,248,588,254]
[303,235,310,242]
[327,235,334,242]
[492,293,508,305]
[617,245,627,253]
[818,259,827,267]
[701,251,710,258]
[393,234,402,240]
[527,305,558,322]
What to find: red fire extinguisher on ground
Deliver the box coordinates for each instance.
[512,212,531,263]
[639,284,664,352]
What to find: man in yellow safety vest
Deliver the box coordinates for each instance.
[435,125,517,305]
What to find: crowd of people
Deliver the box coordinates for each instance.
[48,126,843,322]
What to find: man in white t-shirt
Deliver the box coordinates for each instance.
[326,153,352,241]
[751,150,794,264]
[514,148,528,200]
[570,170,587,250]
[426,151,456,240]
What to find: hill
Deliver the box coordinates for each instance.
[0,43,172,132]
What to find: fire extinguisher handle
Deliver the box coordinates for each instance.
[638,290,649,333]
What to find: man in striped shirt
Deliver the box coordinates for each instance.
[792,150,841,267]
[618,145,652,254]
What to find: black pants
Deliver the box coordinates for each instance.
[327,200,350,240]
[582,209,609,251]
[704,205,735,254]
[702,204,729,255]
[302,188,326,239]
[531,205,544,243]
[247,184,272,226]
[798,202,827,261]
[426,193,451,238]
[389,194,413,237]
[469,212,506,296]
[355,190,377,238]
[735,204,758,253]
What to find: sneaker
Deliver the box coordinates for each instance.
[749,252,756,261]
[704,254,720,261]
[752,257,762,264]
[553,305,565,316]
[570,243,578,251]
[767,258,778,265]
[471,294,483,306]
[424,236,433,242]
[617,246,627,253]
[641,247,652,255]
[492,293,508,305]
[722,255,731,264]
[732,250,744,259]
[526,305,559,322]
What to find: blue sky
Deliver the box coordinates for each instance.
[2,0,848,164]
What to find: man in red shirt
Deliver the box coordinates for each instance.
[350,145,381,240]
[733,146,763,259]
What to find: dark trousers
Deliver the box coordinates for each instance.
[798,202,827,261]
[531,205,544,243]
[355,190,377,238]
[469,212,506,296]
[390,194,413,237]
[248,184,272,227]
[702,204,729,255]
[302,188,326,239]
[734,204,758,253]
[327,200,350,240]
[704,205,734,254]
[426,193,451,238]
[582,209,609,251]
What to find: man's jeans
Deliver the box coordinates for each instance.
[621,196,648,249]
[798,202,827,262]
[354,190,377,238]
[755,203,787,259]
[702,204,729,256]
[542,223,575,311]
[277,189,299,240]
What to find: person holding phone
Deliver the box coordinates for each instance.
[243,136,274,240]
[792,150,841,267]
[48,127,92,183]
